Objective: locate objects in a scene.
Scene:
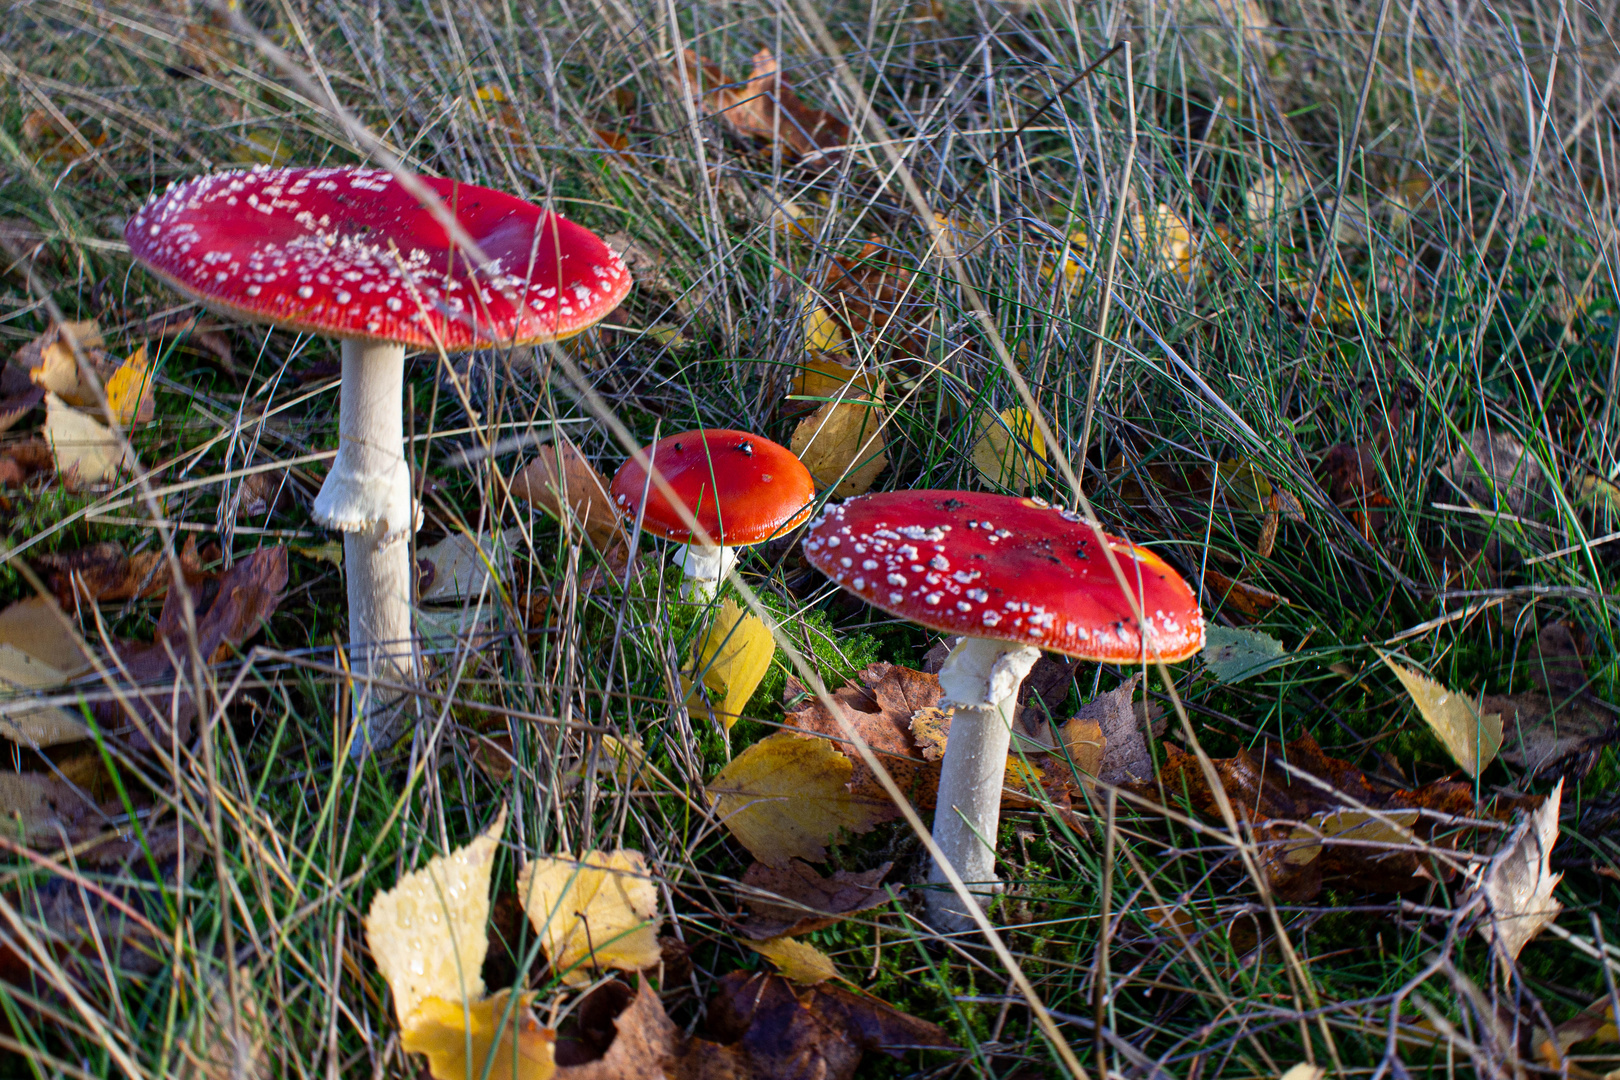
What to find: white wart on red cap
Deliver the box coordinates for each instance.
[802,490,1205,662]
[124,166,630,348]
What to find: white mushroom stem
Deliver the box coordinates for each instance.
[924,635,1041,934]
[311,338,420,752]
[670,541,738,600]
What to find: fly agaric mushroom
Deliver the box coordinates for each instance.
[609,429,815,598]
[125,166,629,741]
[801,490,1204,933]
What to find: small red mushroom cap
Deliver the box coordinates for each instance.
[802,490,1205,662]
[610,429,816,546]
[124,166,630,349]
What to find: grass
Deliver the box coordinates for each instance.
[2,0,1620,1075]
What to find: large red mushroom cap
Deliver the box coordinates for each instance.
[610,429,816,546]
[124,166,630,349]
[802,490,1205,662]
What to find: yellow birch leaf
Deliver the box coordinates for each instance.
[1283,808,1419,866]
[970,408,1048,494]
[44,393,126,487]
[517,849,661,986]
[746,936,839,984]
[684,598,775,731]
[27,321,105,407]
[706,732,888,867]
[1378,652,1502,776]
[364,808,507,1027]
[403,991,556,1080]
[803,300,847,353]
[1278,1066,1326,1080]
[104,346,155,426]
[789,355,880,403]
[789,399,888,497]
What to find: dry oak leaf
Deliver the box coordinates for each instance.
[35,535,212,607]
[44,392,126,487]
[1138,733,1478,902]
[782,663,945,814]
[555,980,676,1080]
[747,936,840,985]
[1474,778,1563,969]
[364,807,507,1027]
[684,598,775,731]
[707,731,890,867]
[681,971,956,1080]
[1379,651,1502,777]
[789,398,889,498]
[404,991,557,1080]
[95,545,288,747]
[970,408,1048,495]
[677,48,849,162]
[737,859,894,940]
[518,849,661,986]
[512,436,624,549]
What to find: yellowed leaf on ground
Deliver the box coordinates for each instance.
[0,644,88,747]
[418,528,521,603]
[1277,1065,1326,1080]
[803,299,847,353]
[1134,203,1196,281]
[1283,809,1419,867]
[25,321,106,406]
[403,991,557,1080]
[1040,231,1089,293]
[518,849,661,986]
[789,354,880,403]
[747,936,839,985]
[512,437,623,549]
[707,732,888,867]
[1378,652,1502,776]
[685,598,775,730]
[790,399,888,497]
[971,408,1048,494]
[0,597,87,674]
[1475,779,1563,969]
[44,393,126,487]
[364,808,507,1026]
[104,346,155,426]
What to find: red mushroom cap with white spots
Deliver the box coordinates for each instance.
[124,166,630,349]
[610,429,817,547]
[802,490,1205,662]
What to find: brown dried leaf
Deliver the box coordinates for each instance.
[707,732,889,866]
[35,536,213,607]
[1204,568,1291,621]
[809,243,927,360]
[555,980,676,1080]
[1474,779,1563,969]
[1065,675,1154,787]
[782,663,944,813]
[677,48,849,162]
[94,546,288,747]
[0,386,44,435]
[679,971,956,1079]
[1138,733,1478,901]
[737,860,893,939]
[512,437,623,549]
[1318,443,1392,539]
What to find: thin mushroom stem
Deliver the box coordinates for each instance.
[925,635,1040,934]
[312,338,419,752]
[670,541,737,600]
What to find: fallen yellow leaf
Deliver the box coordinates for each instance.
[518,849,661,986]
[1378,652,1502,776]
[970,408,1048,494]
[1134,203,1196,281]
[789,354,881,404]
[104,346,155,426]
[364,809,507,1026]
[707,732,888,867]
[789,398,888,497]
[685,598,775,731]
[0,645,87,748]
[747,936,839,984]
[44,393,126,487]
[803,299,847,353]
[27,320,106,407]
[403,991,556,1080]
[0,597,88,674]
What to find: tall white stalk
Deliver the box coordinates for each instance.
[312,338,418,752]
[670,541,737,599]
[924,636,1040,934]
